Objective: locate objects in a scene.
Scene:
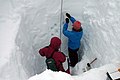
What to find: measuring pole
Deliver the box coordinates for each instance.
[60,0,63,51]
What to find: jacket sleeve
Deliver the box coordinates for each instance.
[39,47,46,57]
[57,63,66,72]
[59,53,66,71]
[63,23,72,37]
[54,52,67,73]
[70,17,76,23]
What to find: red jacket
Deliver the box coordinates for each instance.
[39,37,67,72]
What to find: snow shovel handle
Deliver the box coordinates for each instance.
[90,58,97,64]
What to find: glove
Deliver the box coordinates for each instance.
[65,18,69,23]
[66,13,71,18]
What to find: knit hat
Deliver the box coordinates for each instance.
[72,21,81,30]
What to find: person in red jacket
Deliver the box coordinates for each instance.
[39,37,70,74]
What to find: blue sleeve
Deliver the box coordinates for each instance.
[70,17,76,23]
[63,23,72,37]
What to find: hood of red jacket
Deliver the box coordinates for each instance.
[50,37,61,50]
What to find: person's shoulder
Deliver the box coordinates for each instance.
[54,51,62,54]
[40,46,49,51]
[55,51,65,56]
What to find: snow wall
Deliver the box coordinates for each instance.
[0,0,120,80]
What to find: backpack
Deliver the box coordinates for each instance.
[45,51,58,71]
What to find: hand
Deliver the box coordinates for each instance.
[65,18,69,23]
[66,13,71,18]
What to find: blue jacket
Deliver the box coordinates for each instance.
[63,17,83,50]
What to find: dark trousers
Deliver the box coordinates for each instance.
[68,48,79,67]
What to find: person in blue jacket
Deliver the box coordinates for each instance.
[63,13,83,67]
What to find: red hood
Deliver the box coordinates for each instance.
[50,37,61,50]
